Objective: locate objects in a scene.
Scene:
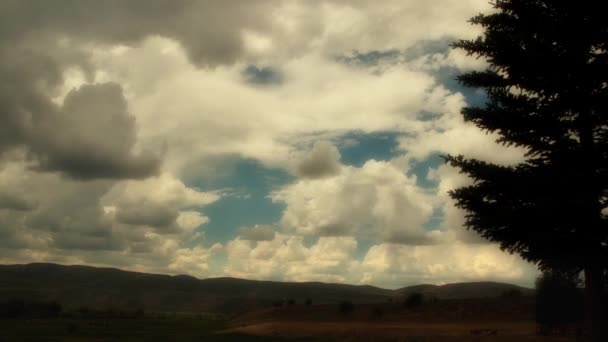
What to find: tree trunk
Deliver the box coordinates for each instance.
[584,262,605,341]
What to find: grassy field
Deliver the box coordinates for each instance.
[224,299,582,341]
[0,317,318,342]
[227,321,578,341]
[0,297,583,341]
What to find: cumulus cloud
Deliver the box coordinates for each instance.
[101,173,219,235]
[238,224,276,241]
[225,234,359,283]
[33,83,161,179]
[115,205,178,228]
[0,192,37,211]
[361,242,537,288]
[295,141,342,179]
[274,159,436,244]
[0,161,219,277]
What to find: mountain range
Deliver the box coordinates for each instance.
[0,263,533,314]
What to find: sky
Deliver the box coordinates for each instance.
[0,0,539,288]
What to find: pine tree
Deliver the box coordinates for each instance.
[446,1,607,339]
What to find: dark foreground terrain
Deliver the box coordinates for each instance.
[0,308,578,342]
[0,316,314,342]
[2,263,576,341]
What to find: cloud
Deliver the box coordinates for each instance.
[115,205,179,228]
[0,192,37,211]
[0,35,160,180]
[33,83,162,179]
[274,159,436,244]
[295,141,342,179]
[224,234,359,283]
[238,224,276,241]
[361,242,537,288]
[102,173,218,235]
[0,0,280,67]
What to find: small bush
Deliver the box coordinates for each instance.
[304,298,312,307]
[403,292,424,309]
[371,306,384,319]
[501,289,523,299]
[339,301,355,315]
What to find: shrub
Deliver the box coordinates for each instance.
[403,292,424,309]
[371,306,384,319]
[339,300,355,315]
[501,289,523,299]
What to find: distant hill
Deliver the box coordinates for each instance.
[396,281,534,300]
[0,263,532,314]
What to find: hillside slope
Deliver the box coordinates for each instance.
[0,263,532,314]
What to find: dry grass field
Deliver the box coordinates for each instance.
[224,299,581,341]
[225,321,575,341]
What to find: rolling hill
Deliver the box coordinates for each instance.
[0,263,532,314]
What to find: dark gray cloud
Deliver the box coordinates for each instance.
[116,204,179,228]
[242,65,283,86]
[317,222,354,236]
[239,224,276,241]
[0,192,37,211]
[13,175,128,251]
[52,233,126,252]
[0,46,160,179]
[0,0,278,67]
[381,230,437,245]
[296,141,342,179]
[33,83,161,180]
[0,0,280,180]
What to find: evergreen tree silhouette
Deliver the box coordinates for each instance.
[446,1,607,340]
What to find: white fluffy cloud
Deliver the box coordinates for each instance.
[361,242,537,288]
[273,159,436,244]
[225,234,359,283]
[220,233,536,288]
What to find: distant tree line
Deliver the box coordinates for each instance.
[0,299,146,319]
[0,299,62,319]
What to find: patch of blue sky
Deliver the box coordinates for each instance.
[338,131,401,167]
[406,153,445,188]
[193,158,293,245]
[423,207,444,231]
[242,64,283,86]
[355,237,376,260]
[432,65,487,108]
